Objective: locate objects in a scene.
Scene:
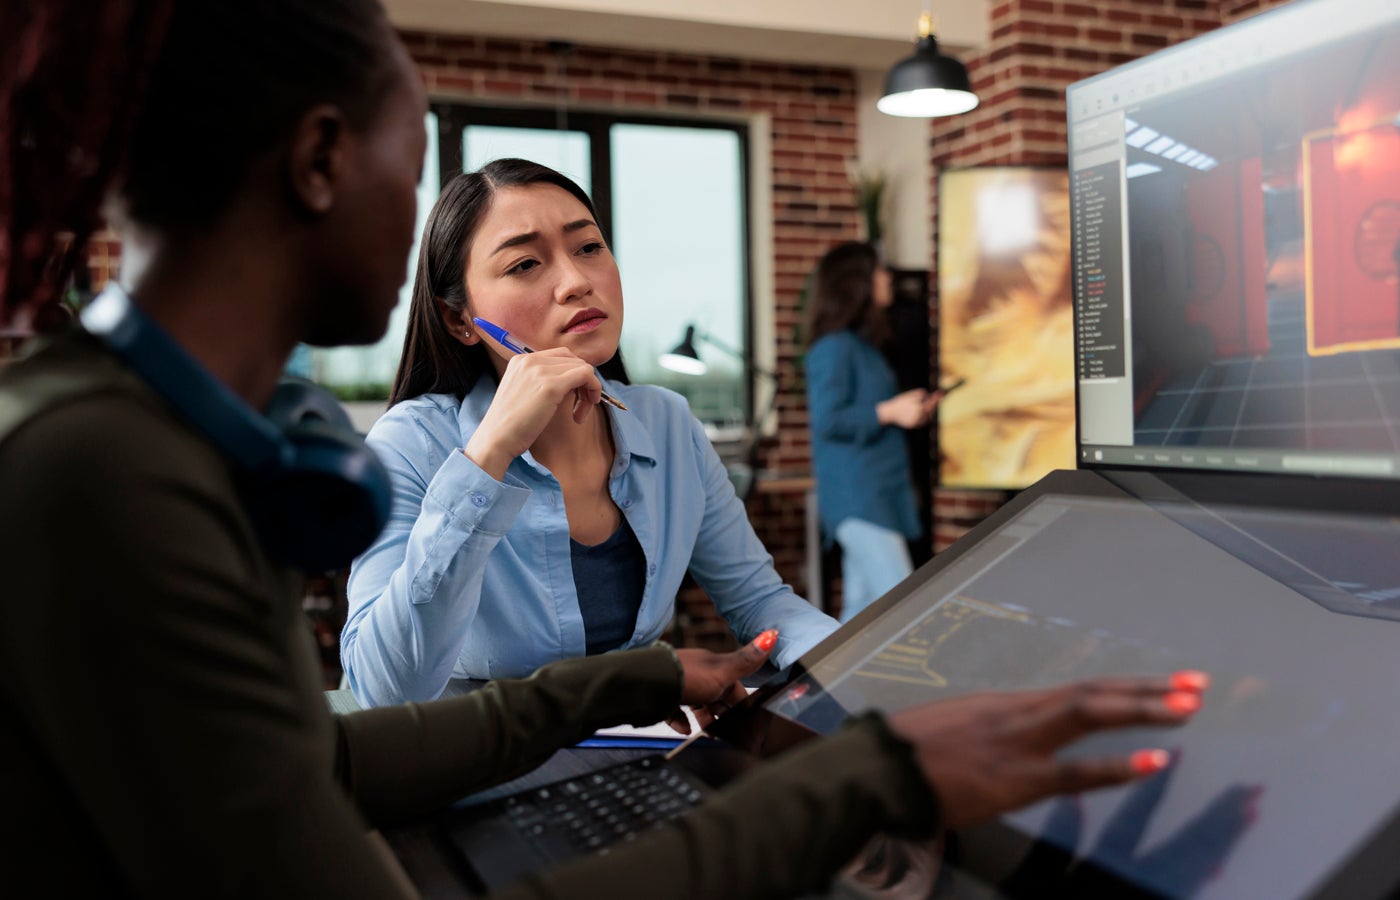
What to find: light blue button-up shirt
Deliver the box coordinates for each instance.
[341,377,838,707]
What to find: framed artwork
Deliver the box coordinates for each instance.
[937,167,1076,489]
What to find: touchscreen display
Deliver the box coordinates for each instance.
[765,493,1400,899]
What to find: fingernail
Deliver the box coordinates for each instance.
[1170,670,1211,692]
[753,629,778,652]
[1131,749,1170,775]
[1165,691,1201,714]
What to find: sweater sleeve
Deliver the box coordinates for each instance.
[333,647,683,826]
[342,404,531,707]
[0,396,425,899]
[497,713,942,900]
[806,335,886,445]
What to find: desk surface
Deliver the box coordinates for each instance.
[752,475,815,493]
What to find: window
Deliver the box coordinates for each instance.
[303,111,441,400]
[307,104,753,428]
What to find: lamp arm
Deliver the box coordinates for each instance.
[694,328,779,381]
[735,366,783,502]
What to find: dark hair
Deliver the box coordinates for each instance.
[804,241,889,345]
[118,0,399,231]
[1,0,401,326]
[390,158,629,406]
[1,0,175,323]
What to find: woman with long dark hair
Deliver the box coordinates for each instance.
[805,242,940,622]
[0,3,1205,894]
[342,159,841,705]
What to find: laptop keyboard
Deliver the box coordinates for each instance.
[447,755,711,888]
[503,756,706,852]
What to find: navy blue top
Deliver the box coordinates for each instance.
[571,517,647,655]
[805,330,922,543]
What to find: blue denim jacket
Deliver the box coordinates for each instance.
[806,330,922,543]
[342,378,838,706]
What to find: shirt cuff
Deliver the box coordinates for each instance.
[424,447,531,535]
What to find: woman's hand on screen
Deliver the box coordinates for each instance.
[890,671,1210,829]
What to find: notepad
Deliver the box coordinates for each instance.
[577,689,756,748]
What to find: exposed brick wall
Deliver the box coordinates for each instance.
[924,0,1291,552]
[1220,0,1289,22]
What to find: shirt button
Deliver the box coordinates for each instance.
[469,491,488,508]
[648,563,657,575]
[622,499,633,509]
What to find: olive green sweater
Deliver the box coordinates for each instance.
[0,332,938,898]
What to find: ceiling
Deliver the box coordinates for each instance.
[383,0,989,70]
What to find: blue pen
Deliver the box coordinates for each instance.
[473,317,628,411]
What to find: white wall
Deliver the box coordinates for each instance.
[856,68,934,270]
[384,0,988,68]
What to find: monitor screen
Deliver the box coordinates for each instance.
[763,472,1400,899]
[1068,0,1400,481]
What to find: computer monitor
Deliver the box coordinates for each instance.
[755,469,1400,900]
[1069,0,1400,482]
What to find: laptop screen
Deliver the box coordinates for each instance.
[1067,0,1400,481]
[761,475,1400,899]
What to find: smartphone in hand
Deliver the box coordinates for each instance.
[937,378,967,396]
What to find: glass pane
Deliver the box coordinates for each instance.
[610,124,746,426]
[307,110,441,408]
[462,126,590,194]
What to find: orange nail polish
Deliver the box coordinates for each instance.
[1165,691,1201,714]
[1170,670,1211,692]
[754,629,778,652]
[1131,749,1169,775]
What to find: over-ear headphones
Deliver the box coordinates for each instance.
[81,285,391,572]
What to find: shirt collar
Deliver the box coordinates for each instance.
[604,377,656,471]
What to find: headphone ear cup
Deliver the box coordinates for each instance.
[252,380,392,572]
[265,377,354,433]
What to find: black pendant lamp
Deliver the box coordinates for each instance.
[878,10,978,118]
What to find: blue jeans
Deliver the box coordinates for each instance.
[834,518,913,623]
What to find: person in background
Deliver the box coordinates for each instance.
[0,2,1207,897]
[805,242,941,622]
[341,159,840,706]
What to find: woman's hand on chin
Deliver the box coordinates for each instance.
[463,348,603,479]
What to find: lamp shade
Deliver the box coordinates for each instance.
[659,325,708,376]
[878,34,978,118]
